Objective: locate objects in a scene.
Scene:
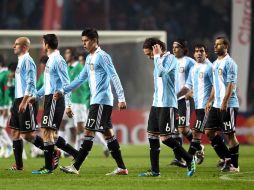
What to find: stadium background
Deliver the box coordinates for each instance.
[0,0,253,144]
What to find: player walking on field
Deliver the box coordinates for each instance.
[205,37,240,172]
[138,38,196,177]
[59,28,128,175]
[179,44,213,164]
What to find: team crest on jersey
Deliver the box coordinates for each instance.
[199,72,204,78]
[15,67,20,74]
[179,67,185,73]
[218,68,223,75]
[90,64,94,71]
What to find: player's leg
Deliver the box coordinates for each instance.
[205,107,230,168]
[158,107,196,176]
[171,99,193,167]
[188,109,207,164]
[8,99,24,170]
[220,108,240,172]
[139,106,160,177]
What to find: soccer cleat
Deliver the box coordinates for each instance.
[221,164,240,172]
[105,167,128,176]
[196,144,205,165]
[169,159,187,168]
[60,165,80,175]
[52,149,61,170]
[186,156,196,177]
[32,168,53,174]
[220,159,231,171]
[7,164,24,171]
[103,149,110,158]
[138,170,160,177]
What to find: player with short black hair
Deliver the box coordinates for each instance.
[205,36,240,172]
[138,37,196,177]
[170,39,195,167]
[29,34,79,174]
[58,27,128,175]
[179,44,213,164]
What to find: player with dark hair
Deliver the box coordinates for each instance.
[170,39,195,167]
[179,44,213,164]
[59,27,128,175]
[205,37,240,172]
[138,37,196,177]
[29,34,79,174]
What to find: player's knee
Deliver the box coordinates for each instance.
[22,132,35,142]
[11,129,20,140]
[84,129,95,137]
[148,135,160,150]
[205,130,215,140]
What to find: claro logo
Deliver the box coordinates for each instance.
[237,0,252,45]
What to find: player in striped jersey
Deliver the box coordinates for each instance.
[138,38,196,177]
[30,34,79,174]
[179,44,213,164]
[170,39,195,167]
[205,37,240,172]
[57,28,128,176]
[8,37,46,170]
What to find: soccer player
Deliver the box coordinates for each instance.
[170,39,195,167]
[179,44,213,164]
[205,37,240,172]
[8,37,46,170]
[0,55,13,158]
[138,38,196,177]
[29,34,79,174]
[59,27,128,175]
[63,49,109,156]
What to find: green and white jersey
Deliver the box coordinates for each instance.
[0,68,12,109]
[68,61,90,107]
[36,72,44,90]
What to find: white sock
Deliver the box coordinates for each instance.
[95,132,108,150]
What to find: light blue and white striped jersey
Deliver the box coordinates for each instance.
[15,52,36,99]
[212,54,239,108]
[64,47,125,106]
[175,56,195,98]
[152,52,178,108]
[37,50,71,107]
[185,59,213,109]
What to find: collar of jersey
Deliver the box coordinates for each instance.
[48,50,60,58]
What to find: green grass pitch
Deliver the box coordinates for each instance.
[0,144,254,190]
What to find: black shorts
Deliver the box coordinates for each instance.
[193,109,208,133]
[147,106,177,135]
[206,107,238,134]
[41,94,65,130]
[177,98,194,127]
[9,98,38,133]
[85,104,113,132]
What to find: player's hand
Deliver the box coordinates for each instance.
[53,91,63,100]
[27,96,36,104]
[205,102,212,113]
[220,101,227,112]
[18,101,28,113]
[152,44,162,56]
[65,107,74,118]
[118,101,127,110]
[185,91,192,100]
